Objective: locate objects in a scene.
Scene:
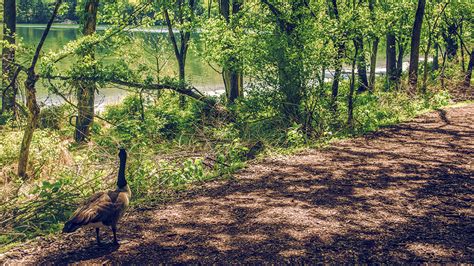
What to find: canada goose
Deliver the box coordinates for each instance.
[62,148,131,245]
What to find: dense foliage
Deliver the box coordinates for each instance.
[0,0,472,251]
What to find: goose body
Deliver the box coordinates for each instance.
[63,149,131,244]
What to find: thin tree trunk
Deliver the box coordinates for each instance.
[460,39,465,72]
[18,75,41,178]
[369,37,378,92]
[432,42,439,70]
[220,0,243,104]
[354,37,369,93]
[178,57,186,106]
[440,48,447,89]
[75,0,99,143]
[18,0,62,178]
[464,49,473,88]
[386,33,397,89]
[348,45,358,129]
[329,0,343,110]
[396,42,404,83]
[368,0,377,93]
[421,1,448,94]
[332,43,344,110]
[422,33,432,94]
[408,0,426,93]
[443,23,458,59]
[459,22,465,72]
[1,0,17,117]
[164,1,195,108]
[229,0,244,103]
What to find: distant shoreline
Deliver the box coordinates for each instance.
[16,24,182,33]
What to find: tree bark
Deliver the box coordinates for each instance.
[396,42,404,82]
[369,37,378,92]
[386,32,397,89]
[421,1,448,94]
[329,0,344,110]
[459,22,465,72]
[74,0,99,143]
[18,0,62,178]
[1,0,17,117]
[45,74,219,108]
[367,0,378,93]
[443,23,458,59]
[332,42,344,110]
[408,0,426,93]
[164,0,196,108]
[432,42,439,70]
[220,0,243,104]
[18,74,40,178]
[348,45,358,129]
[354,37,369,93]
[178,56,186,106]
[464,49,473,88]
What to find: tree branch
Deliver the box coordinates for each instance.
[164,8,181,60]
[42,75,217,106]
[30,0,62,70]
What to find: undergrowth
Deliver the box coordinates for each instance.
[0,83,453,252]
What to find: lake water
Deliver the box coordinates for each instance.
[17,24,225,109]
[16,24,414,110]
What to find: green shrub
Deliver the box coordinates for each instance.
[39,105,66,130]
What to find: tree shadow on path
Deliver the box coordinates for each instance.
[4,105,473,264]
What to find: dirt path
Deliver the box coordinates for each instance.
[2,104,474,264]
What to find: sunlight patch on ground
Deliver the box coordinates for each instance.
[237,233,268,243]
[279,249,306,257]
[207,233,234,252]
[405,242,457,259]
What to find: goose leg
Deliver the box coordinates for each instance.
[96,228,101,245]
[112,226,118,244]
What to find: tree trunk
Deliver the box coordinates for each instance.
[348,45,358,129]
[459,22,465,72]
[1,0,17,117]
[396,42,404,83]
[331,42,344,110]
[367,0,377,93]
[220,0,243,104]
[408,0,426,93]
[178,57,186,107]
[422,37,432,94]
[18,74,40,178]
[386,32,397,89]
[219,0,230,22]
[329,0,343,110]
[18,0,62,179]
[229,0,244,103]
[432,42,439,70]
[74,0,98,143]
[223,67,243,103]
[460,39,465,72]
[164,1,196,108]
[443,23,458,59]
[354,37,368,93]
[464,49,473,88]
[369,37,379,92]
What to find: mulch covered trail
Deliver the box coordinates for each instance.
[2,104,474,264]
